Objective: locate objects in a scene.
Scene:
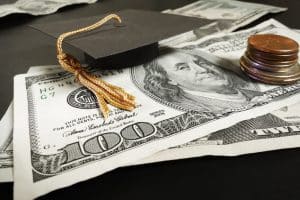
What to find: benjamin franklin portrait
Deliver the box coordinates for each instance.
[131,49,265,114]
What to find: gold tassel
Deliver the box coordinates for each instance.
[56,14,136,119]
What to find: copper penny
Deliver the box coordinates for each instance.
[243,54,294,73]
[245,51,297,67]
[245,51,298,66]
[248,34,299,55]
[240,58,300,84]
[241,57,300,78]
[247,46,298,61]
[240,66,299,84]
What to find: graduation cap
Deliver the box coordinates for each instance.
[30,9,213,68]
[29,9,213,118]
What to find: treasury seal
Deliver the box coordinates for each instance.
[67,87,99,109]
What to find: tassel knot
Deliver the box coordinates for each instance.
[56,14,136,119]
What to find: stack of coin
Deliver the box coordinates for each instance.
[240,34,300,84]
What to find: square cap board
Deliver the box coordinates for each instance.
[30,9,214,67]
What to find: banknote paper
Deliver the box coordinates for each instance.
[0,0,289,181]
[0,103,13,182]
[0,0,97,18]
[1,20,298,184]
[13,45,300,200]
[162,0,286,46]
[0,19,297,182]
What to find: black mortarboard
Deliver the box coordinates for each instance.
[30,9,213,68]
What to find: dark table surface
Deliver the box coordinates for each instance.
[1,0,300,199]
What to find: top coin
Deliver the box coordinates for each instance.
[248,34,299,54]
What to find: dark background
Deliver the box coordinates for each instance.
[1,0,300,199]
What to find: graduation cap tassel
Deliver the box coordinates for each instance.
[56,14,136,119]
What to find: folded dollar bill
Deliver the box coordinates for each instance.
[0,0,97,18]
[161,0,286,45]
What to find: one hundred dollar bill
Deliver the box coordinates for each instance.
[1,19,298,184]
[0,0,289,181]
[3,69,300,181]
[13,45,300,200]
[0,0,97,18]
[162,0,286,46]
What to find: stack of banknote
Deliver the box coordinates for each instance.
[1,1,300,200]
[0,0,97,18]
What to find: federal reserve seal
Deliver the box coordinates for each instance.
[67,87,99,109]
